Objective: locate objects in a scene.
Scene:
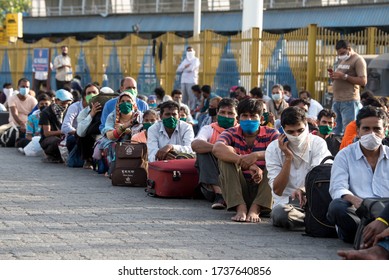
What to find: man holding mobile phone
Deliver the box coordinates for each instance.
[265,106,331,230]
[329,40,367,137]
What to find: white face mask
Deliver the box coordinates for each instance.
[338,54,351,61]
[359,132,382,151]
[3,88,13,96]
[285,125,309,148]
[272,93,282,101]
[283,95,290,102]
[186,51,195,60]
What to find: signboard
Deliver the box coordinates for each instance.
[5,13,23,38]
[33,48,50,73]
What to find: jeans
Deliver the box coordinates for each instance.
[327,198,360,243]
[332,100,360,136]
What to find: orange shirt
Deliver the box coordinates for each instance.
[339,120,357,150]
[131,130,147,144]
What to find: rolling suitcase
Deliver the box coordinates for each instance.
[147,159,199,198]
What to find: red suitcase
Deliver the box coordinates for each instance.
[147,159,199,198]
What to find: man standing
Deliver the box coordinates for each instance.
[53,46,73,90]
[8,78,38,138]
[330,39,367,136]
[176,46,200,112]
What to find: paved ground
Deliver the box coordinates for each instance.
[0,148,351,260]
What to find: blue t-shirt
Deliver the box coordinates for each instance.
[99,97,149,133]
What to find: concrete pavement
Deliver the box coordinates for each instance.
[0,148,351,260]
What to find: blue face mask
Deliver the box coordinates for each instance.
[240,119,260,134]
[149,103,157,108]
[19,87,29,96]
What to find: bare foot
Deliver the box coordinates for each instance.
[231,204,247,222]
[338,246,389,260]
[246,204,261,223]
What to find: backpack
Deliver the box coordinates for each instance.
[0,123,19,147]
[304,156,338,238]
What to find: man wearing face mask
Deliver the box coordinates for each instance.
[199,96,222,128]
[192,98,239,210]
[8,78,38,139]
[1,82,14,107]
[266,106,331,230]
[328,106,389,244]
[61,83,99,154]
[329,40,367,137]
[171,89,194,124]
[53,46,73,90]
[147,100,194,162]
[176,46,200,113]
[39,89,73,163]
[213,98,279,223]
[312,108,340,156]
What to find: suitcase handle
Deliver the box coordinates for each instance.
[173,170,181,181]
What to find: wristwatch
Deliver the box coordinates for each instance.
[343,74,348,80]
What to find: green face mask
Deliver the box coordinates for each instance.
[85,93,98,104]
[124,89,138,99]
[385,129,389,137]
[163,116,178,129]
[180,117,187,122]
[217,115,235,129]
[318,125,333,135]
[119,102,133,114]
[143,122,153,131]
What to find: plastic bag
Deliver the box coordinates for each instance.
[24,136,43,157]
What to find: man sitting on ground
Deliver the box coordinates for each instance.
[328,105,389,243]
[213,98,279,223]
[191,98,239,210]
[266,106,331,230]
[311,108,340,156]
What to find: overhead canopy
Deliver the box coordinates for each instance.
[22,3,389,37]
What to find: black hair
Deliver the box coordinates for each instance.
[82,83,100,98]
[171,89,182,98]
[201,85,211,95]
[356,105,387,128]
[236,86,246,94]
[317,108,336,121]
[298,90,311,99]
[237,98,263,117]
[191,84,201,93]
[159,100,180,116]
[361,97,383,108]
[379,97,389,109]
[71,90,81,102]
[37,93,51,102]
[290,98,310,108]
[280,106,307,127]
[249,87,263,98]
[3,82,12,88]
[336,39,351,50]
[360,90,374,100]
[154,86,166,98]
[218,97,239,112]
[17,77,29,86]
[46,90,55,98]
[283,84,291,92]
[143,109,158,119]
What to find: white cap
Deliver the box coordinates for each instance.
[100,87,115,94]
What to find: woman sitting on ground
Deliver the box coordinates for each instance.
[100,91,142,174]
[131,109,159,144]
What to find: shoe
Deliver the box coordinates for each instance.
[83,160,94,169]
[212,193,226,210]
[18,147,25,154]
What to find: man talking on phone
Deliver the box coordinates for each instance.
[265,106,331,230]
[329,40,367,137]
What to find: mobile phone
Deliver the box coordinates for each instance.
[278,126,288,142]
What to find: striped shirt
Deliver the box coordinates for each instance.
[217,125,279,171]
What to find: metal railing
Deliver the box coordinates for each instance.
[28,0,387,17]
